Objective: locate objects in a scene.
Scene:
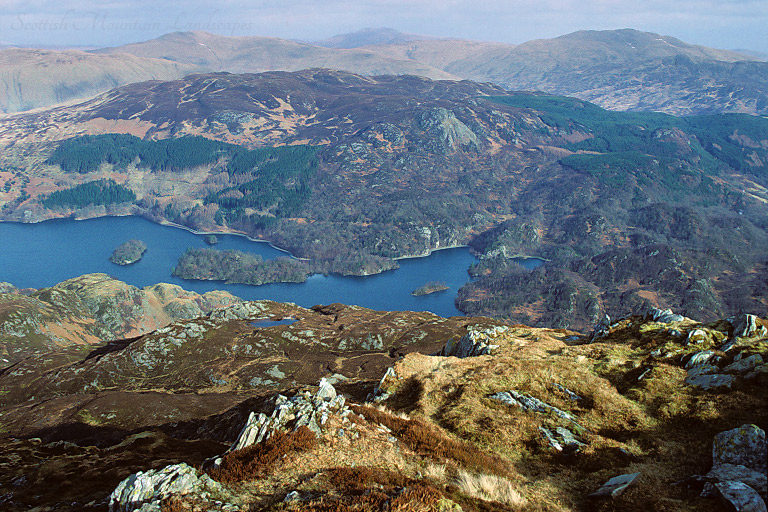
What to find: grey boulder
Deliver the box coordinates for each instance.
[440,325,506,357]
[109,463,223,512]
[724,355,764,375]
[714,424,767,474]
[715,481,767,512]
[731,314,766,338]
[589,472,641,498]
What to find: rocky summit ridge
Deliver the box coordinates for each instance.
[0,275,765,511]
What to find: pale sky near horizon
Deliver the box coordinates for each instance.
[0,0,765,53]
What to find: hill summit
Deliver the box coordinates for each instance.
[0,275,765,511]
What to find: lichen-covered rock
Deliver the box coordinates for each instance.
[706,464,767,499]
[686,350,717,368]
[223,380,351,457]
[745,364,768,380]
[699,424,768,507]
[647,308,685,324]
[724,355,764,374]
[684,371,735,391]
[316,377,337,400]
[714,481,767,512]
[731,314,763,338]
[439,325,507,357]
[490,390,578,423]
[371,367,397,402]
[590,314,611,341]
[539,426,585,453]
[109,463,223,512]
[208,301,269,320]
[714,425,767,474]
[552,383,581,401]
[687,329,709,344]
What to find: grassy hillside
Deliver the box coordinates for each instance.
[0,48,194,113]
[0,276,765,511]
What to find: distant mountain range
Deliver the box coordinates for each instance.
[0,28,765,115]
[0,48,194,113]
[311,27,438,48]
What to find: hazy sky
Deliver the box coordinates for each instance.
[1,0,766,52]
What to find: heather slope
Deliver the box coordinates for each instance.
[0,276,765,511]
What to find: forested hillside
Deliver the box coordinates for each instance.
[1,70,767,328]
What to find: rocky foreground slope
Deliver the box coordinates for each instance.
[0,276,765,511]
[0,273,239,368]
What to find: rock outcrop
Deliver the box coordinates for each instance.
[209,379,352,469]
[589,314,612,341]
[490,390,579,425]
[699,424,767,510]
[714,481,767,512]
[109,463,228,512]
[681,320,767,391]
[684,365,736,391]
[539,426,585,453]
[208,302,271,321]
[439,325,507,357]
[646,308,686,324]
[589,473,641,498]
[2,293,766,512]
[731,314,767,339]
[712,424,767,475]
[0,274,240,367]
[589,472,641,498]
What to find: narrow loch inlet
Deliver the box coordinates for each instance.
[0,216,545,317]
[0,217,463,316]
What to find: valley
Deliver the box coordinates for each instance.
[0,16,766,512]
[1,70,766,329]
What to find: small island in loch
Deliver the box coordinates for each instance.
[411,281,449,296]
[172,247,400,285]
[108,239,147,265]
[172,248,311,285]
[203,234,218,245]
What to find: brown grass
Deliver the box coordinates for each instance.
[208,426,317,484]
[325,466,411,493]
[160,496,186,512]
[453,469,527,508]
[351,404,510,477]
[287,466,445,512]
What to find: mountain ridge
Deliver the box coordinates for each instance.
[1,28,766,115]
[0,48,196,113]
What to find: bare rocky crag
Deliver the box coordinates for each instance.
[0,273,239,367]
[0,276,765,511]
